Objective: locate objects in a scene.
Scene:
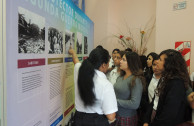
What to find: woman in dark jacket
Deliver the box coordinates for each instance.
[137,53,159,126]
[144,52,158,84]
[143,49,190,126]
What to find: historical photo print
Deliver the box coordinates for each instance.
[65,31,75,54]
[76,32,82,54]
[84,36,88,54]
[48,27,63,54]
[18,7,45,54]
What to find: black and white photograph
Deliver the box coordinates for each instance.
[48,27,63,54]
[18,7,45,54]
[65,31,75,54]
[76,32,82,54]
[84,36,88,54]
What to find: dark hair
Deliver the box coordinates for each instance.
[121,52,146,89]
[157,49,190,96]
[96,45,103,49]
[146,52,158,68]
[144,52,158,84]
[78,48,110,106]
[118,51,126,58]
[125,48,132,52]
[112,48,120,54]
[139,55,147,70]
[152,55,159,64]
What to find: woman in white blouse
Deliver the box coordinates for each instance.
[69,47,118,126]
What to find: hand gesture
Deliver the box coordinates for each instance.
[68,47,75,55]
[143,123,149,126]
[188,92,194,109]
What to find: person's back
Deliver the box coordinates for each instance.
[69,48,118,126]
[74,63,117,114]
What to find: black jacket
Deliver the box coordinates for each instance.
[144,78,187,126]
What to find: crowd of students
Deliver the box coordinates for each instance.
[68,46,194,126]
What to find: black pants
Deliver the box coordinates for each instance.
[73,111,109,126]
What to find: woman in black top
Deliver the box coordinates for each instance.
[144,52,158,84]
[143,49,190,126]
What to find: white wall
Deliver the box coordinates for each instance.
[85,0,194,72]
[85,0,109,48]
[156,0,194,73]
[85,0,156,55]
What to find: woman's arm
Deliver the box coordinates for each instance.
[143,123,149,126]
[102,82,118,123]
[68,48,79,64]
[143,99,155,125]
[106,113,116,122]
[188,92,194,109]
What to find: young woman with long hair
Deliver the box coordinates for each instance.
[114,51,146,126]
[69,48,118,126]
[144,52,159,84]
[143,49,190,126]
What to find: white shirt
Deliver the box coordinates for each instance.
[74,63,118,115]
[106,67,120,85]
[148,74,159,110]
[109,57,114,68]
[190,72,194,81]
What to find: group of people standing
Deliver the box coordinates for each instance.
[68,46,194,126]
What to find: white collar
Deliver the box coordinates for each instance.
[153,74,156,78]
[153,74,160,80]
[95,69,107,79]
[112,67,118,73]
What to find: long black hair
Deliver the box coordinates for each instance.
[78,48,110,106]
[157,49,190,96]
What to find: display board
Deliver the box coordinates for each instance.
[0,1,3,124]
[5,0,94,126]
[0,0,6,126]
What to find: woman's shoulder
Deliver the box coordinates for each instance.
[96,73,113,86]
[74,62,81,72]
[96,77,114,92]
[168,78,184,83]
[167,78,184,88]
[116,75,123,80]
[75,62,81,68]
[134,77,143,88]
